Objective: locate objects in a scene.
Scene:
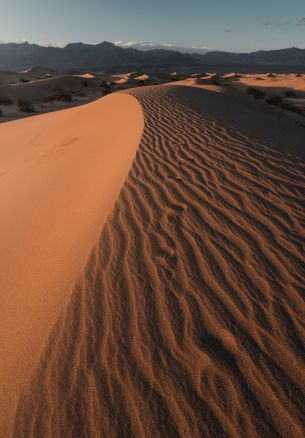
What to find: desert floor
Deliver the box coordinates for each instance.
[0,82,305,437]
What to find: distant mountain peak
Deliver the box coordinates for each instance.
[98,41,116,47]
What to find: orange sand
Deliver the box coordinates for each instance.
[1,84,305,437]
[0,93,143,436]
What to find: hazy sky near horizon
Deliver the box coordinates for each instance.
[0,0,304,52]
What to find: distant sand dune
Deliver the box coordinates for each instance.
[12,86,305,437]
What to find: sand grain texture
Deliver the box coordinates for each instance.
[2,85,305,437]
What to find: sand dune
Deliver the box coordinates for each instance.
[5,85,305,437]
[238,73,305,95]
[1,75,100,102]
[0,93,143,436]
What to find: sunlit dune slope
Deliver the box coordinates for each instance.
[0,93,144,437]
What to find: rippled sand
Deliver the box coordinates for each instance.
[2,85,305,437]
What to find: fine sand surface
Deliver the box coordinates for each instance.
[0,94,144,436]
[1,84,305,437]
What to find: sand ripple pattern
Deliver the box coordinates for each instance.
[14,86,305,437]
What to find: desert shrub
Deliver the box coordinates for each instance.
[267,73,276,78]
[103,89,112,96]
[0,96,13,105]
[43,88,73,103]
[170,77,181,82]
[0,109,3,117]
[43,95,56,103]
[266,95,282,106]
[281,101,304,115]
[56,92,73,102]
[211,80,221,85]
[137,80,147,86]
[284,90,296,98]
[247,87,265,99]
[100,81,111,89]
[81,80,88,87]
[18,99,35,113]
[19,78,30,83]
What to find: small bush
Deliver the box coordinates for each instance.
[43,88,73,103]
[247,87,265,99]
[211,80,221,85]
[0,109,3,117]
[57,92,72,102]
[281,102,304,115]
[170,77,181,82]
[266,95,282,106]
[0,96,13,105]
[19,78,30,83]
[100,81,111,89]
[42,96,54,103]
[284,90,296,98]
[81,80,88,87]
[18,99,35,113]
[103,89,112,96]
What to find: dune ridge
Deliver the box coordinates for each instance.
[0,93,144,437]
[11,85,305,437]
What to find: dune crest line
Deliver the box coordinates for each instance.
[14,85,305,437]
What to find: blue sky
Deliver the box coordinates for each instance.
[0,0,304,52]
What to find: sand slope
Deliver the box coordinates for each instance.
[9,85,305,437]
[0,94,144,436]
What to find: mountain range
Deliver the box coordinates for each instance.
[1,41,305,71]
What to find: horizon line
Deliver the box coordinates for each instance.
[0,40,304,54]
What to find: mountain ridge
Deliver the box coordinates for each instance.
[1,41,305,71]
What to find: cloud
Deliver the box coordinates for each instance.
[114,41,174,49]
[114,41,208,53]
[260,20,292,27]
[114,40,147,48]
[261,17,305,27]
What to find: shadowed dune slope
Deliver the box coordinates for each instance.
[14,85,305,437]
[0,94,144,437]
